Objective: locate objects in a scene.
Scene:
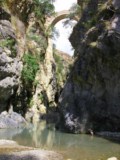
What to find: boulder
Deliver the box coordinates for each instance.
[0,150,63,160]
[0,111,26,129]
[0,139,63,160]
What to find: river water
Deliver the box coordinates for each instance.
[0,121,120,160]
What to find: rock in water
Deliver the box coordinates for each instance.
[0,150,63,160]
[0,111,26,128]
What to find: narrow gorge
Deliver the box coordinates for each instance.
[0,0,120,160]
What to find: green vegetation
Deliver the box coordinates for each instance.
[29,98,34,108]
[68,3,81,19]
[54,51,71,87]
[0,0,5,5]
[27,32,47,53]
[22,53,39,87]
[0,0,55,24]
[33,0,55,21]
[0,37,16,56]
[0,38,15,47]
[38,94,44,102]
[54,53,63,81]
[82,11,98,29]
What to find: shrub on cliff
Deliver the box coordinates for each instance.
[22,53,39,87]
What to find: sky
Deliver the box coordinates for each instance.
[53,0,77,12]
[52,0,77,56]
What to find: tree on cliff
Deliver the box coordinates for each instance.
[0,0,55,24]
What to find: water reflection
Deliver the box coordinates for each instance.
[0,121,120,160]
[0,128,23,140]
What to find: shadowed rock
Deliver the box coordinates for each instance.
[57,0,120,133]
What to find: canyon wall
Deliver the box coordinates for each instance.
[58,0,120,133]
[0,1,71,122]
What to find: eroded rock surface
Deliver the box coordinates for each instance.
[0,14,23,112]
[58,0,120,133]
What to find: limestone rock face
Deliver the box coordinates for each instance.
[58,0,120,133]
[31,39,72,121]
[0,17,23,112]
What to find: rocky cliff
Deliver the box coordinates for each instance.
[0,1,72,122]
[0,8,23,112]
[58,0,120,133]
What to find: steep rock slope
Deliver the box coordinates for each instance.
[0,1,54,119]
[58,0,120,133]
[54,49,73,103]
[0,8,22,112]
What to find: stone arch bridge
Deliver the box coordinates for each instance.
[45,10,78,30]
[45,9,79,60]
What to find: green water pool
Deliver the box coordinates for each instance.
[0,121,120,160]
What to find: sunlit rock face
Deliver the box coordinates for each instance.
[58,0,120,133]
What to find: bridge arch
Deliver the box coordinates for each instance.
[45,10,78,30]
